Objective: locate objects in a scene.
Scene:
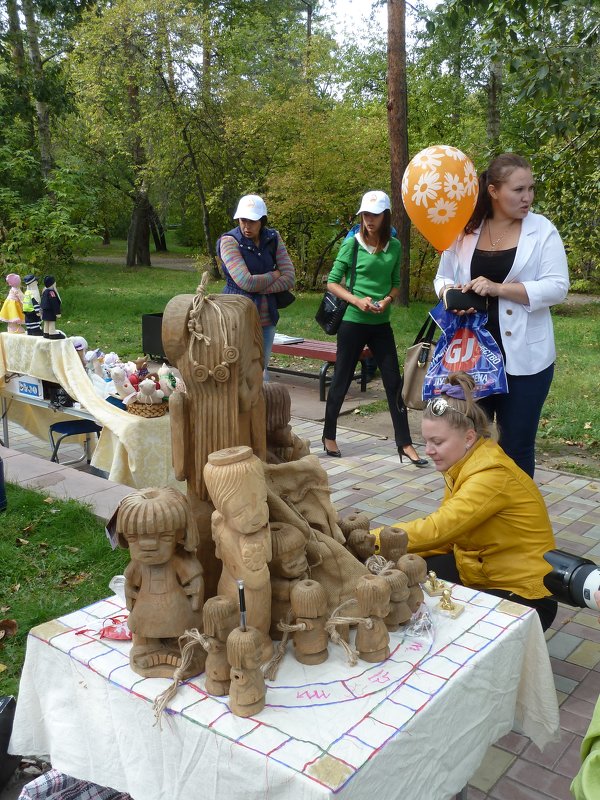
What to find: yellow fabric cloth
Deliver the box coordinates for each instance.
[373,438,556,599]
[0,333,183,490]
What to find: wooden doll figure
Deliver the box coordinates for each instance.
[339,512,376,562]
[289,579,329,665]
[355,574,391,663]
[269,522,308,639]
[382,569,412,631]
[378,526,408,563]
[202,595,238,696]
[0,274,25,334]
[116,487,205,679]
[40,275,63,339]
[227,626,266,718]
[204,445,273,661]
[263,382,310,464]
[397,553,428,614]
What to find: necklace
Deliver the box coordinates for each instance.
[487,219,515,250]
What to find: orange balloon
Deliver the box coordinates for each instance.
[401,146,478,251]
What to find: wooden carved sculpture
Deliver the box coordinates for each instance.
[227,626,266,717]
[116,487,205,679]
[204,445,273,661]
[162,274,266,598]
[381,569,412,631]
[202,595,238,696]
[289,579,329,665]
[338,511,376,562]
[397,553,428,614]
[263,382,310,464]
[355,574,391,663]
[268,522,308,640]
[378,526,408,563]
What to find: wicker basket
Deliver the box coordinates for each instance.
[126,401,168,418]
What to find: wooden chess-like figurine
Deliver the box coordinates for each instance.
[269,522,308,640]
[355,574,391,663]
[202,595,238,696]
[289,579,329,665]
[227,626,266,718]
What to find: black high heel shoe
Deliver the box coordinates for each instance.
[322,436,341,458]
[399,446,428,468]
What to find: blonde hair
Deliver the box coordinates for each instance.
[423,372,490,438]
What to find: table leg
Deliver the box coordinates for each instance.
[1,397,9,447]
[319,362,333,402]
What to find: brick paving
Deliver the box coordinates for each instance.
[1,413,599,800]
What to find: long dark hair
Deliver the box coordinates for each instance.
[359,209,392,252]
[465,153,531,234]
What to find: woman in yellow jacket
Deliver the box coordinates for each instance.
[399,371,557,630]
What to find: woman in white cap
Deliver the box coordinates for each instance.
[218,194,295,379]
[322,191,427,467]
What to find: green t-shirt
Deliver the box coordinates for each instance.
[571,694,600,800]
[328,236,401,325]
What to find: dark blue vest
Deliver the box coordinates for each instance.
[219,226,279,324]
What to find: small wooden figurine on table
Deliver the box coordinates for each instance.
[116,487,205,678]
[202,595,238,696]
[289,578,329,665]
[378,526,408,563]
[437,589,464,619]
[339,511,376,562]
[355,574,391,663]
[382,569,412,631]
[269,522,308,640]
[227,580,266,718]
[397,553,428,614]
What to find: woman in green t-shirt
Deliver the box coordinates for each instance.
[322,191,427,467]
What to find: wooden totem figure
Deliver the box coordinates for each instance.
[227,626,266,718]
[204,445,273,661]
[289,579,329,665]
[269,522,308,640]
[263,382,310,464]
[339,511,376,562]
[162,273,267,598]
[378,526,408,563]
[397,553,428,614]
[382,569,412,631]
[202,595,238,696]
[355,574,391,663]
[116,487,205,679]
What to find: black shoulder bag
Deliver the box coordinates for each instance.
[315,238,359,335]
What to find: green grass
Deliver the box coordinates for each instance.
[0,484,129,696]
[85,237,196,259]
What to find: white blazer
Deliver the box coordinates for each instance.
[433,212,569,375]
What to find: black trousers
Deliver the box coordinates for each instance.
[425,553,557,632]
[323,320,412,448]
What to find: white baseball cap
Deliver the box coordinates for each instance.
[233,194,268,221]
[356,191,391,215]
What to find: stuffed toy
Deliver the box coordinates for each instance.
[135,378,164,405]
[0,274,25,334]
[111,366,136,400]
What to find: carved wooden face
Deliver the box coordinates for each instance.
[273,544,308,579]
[124,527,180,565]
[221,472,268,533]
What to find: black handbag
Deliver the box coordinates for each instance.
[315,238,358,335]
[275,289,296,309]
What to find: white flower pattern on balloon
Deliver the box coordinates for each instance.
[444,173,466,200]
[427,198,457,224]
[439,145,467,161]
[401,170,409,197]
[463,162,478,195]
[412,149,442,171]
[411,170,441,207]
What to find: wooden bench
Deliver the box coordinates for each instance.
[270,338,372,401]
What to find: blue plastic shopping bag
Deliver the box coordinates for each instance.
[422,301,508,401]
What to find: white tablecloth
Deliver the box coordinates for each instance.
[9,586,559,800]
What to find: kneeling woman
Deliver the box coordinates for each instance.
[398,372,557,630]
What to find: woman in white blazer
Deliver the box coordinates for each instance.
[434,153,569,477]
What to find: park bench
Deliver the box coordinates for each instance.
[270,338,372,401]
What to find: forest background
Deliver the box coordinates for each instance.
[0,0,598,299]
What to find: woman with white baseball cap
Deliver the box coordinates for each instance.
[322,190,427,467]
[218,194,295,380]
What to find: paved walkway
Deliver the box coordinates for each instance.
[1,398,599,800]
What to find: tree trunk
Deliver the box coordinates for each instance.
[487,56,502,149]
[387,0,410,306]
[102,227,111,246]
[21,0,53,178]
[127,190,151,267]
[149,204,167,251]
[6,0,30,117]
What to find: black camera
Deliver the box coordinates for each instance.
[543,549,600,611]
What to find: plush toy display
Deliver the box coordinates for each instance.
[22,274,42,336]
[0,274,25,334]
